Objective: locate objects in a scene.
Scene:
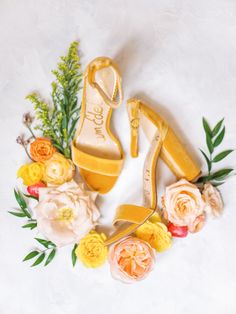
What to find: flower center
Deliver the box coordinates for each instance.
[57,207,74,222]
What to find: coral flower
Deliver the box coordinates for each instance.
[30,137,56,162]
[109,237,155,283]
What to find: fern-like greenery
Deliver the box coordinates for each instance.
[26,41,82,158]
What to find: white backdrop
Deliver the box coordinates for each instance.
[0,1,236,314]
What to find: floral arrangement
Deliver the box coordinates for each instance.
[10,42,234,283]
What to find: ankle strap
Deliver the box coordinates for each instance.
[85,57,123,109]
[127,98,141,157]
[104,204,156,246]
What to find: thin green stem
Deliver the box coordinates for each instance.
[208,153,212,176]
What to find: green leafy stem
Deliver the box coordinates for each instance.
[23,238,57,267]
[8,189,37,229]
[9,189,57,267]
[26,41,83,159]
[197,117,234,186]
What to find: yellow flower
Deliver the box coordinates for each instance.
[76,231,108,268]
[135,220,172,253]
[149,212,162,224]
[43,152,75,185]
[17,162,45,186]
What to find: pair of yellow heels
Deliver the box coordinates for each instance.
[72,57,201,246]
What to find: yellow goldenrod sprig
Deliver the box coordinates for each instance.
[26,41,82,158]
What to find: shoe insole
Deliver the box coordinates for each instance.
[75,67,121,160]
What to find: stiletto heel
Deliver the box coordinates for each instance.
[105,98,201,245]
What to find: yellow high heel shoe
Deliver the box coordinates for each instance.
[72,57,124,194]
[105,98,201,245]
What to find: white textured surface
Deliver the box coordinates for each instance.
[0,1,236,313]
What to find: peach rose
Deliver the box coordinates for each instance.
[162,179,206,228]
[43,152,75,185]
[30,137,56,162]
[109,237,155,283]
[202,183,224,217]
[34,181,100,247]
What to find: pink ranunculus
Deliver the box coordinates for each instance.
[109,237,155,283]
[162,179,206,229]
[34,181,100,247]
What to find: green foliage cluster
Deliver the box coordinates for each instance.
[26,41,82,158]
[197,118,234,186]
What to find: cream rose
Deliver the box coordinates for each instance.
[43,152,75,185]
[162,179,206,229]
[34,181,100,247]
[202,183,224,217]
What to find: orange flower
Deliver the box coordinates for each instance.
[109,237,155,283]
[30,137,56,162]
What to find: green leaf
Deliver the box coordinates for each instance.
[31,252,46,267]
[14,189,27,210]
[212,181,225,187]
[212,118,224,137]
[211,168,233,180]
[68,117,79,138]
[196,175,211,184]
[45,249,56,266]
[23,251,39,261]
[213,126,225,147]
[23,194,39,201]
[22,222,37,230]
[14,190,31,218]
[61,115,67,131]
[52,143,64,152]
[203,118,212,137]
[206,133,214,154]
[71,244,78,267]
[8,211,26,218]
[213,150,234,162]
[35,238,56,248]
[199,149,212,172]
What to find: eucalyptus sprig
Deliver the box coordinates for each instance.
[8,189,37,230]
[23,238,57,267]
[26,41,82,158]
[197,117,234,186]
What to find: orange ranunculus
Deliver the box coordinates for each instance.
[30,137,56,162]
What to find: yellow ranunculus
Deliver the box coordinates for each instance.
[43,152,75,185]
[76,231,108,268]
[149,211,162,224]
[17,162,45,186]
[135,220,172,253]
